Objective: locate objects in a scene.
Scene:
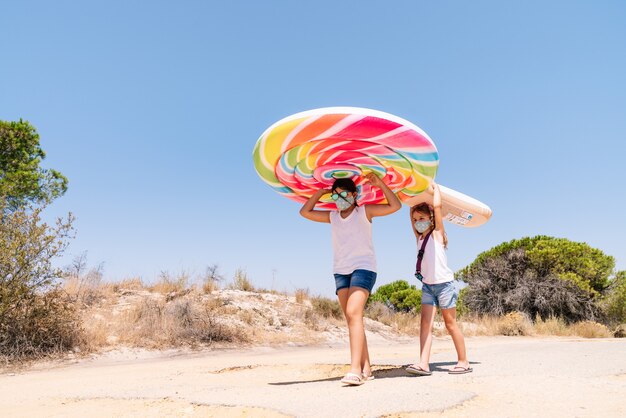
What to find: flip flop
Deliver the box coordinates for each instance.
[362,372,375,381]
[448,366,473,374]
[406,364,432,376]
[341,372,365,386]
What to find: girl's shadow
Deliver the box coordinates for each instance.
[268,362,480,386]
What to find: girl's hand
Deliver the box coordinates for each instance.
[365,172,384,188]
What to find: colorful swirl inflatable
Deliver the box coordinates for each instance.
[252,107,439,210]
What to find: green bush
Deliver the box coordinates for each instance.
[459,235,614,296]
[455,286,469,318]
[457,236,614,322]
[0,201,80,361]
[603,271,626,324]
[370,280,421,312]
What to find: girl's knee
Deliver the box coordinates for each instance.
[445,321,457,333]
[344,306,363,322]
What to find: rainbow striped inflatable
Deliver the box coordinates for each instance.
[252,107,439,210]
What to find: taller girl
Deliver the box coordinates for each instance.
[406,183,471,376]
[300,173,401,385]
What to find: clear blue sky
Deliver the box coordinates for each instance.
[1,1,625,296]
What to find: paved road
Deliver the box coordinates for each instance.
[1,336,625,417]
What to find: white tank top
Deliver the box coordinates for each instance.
[330,206,377,274]
[417,235,454,285]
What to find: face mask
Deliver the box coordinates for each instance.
[336,195,355,211]
[414,220,431,233]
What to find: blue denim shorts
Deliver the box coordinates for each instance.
[334,269,377,294]
[420,280,459,309]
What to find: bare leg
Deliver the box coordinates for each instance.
[338,287,370,376]
[441,308,469,369]
[416,304,437,371]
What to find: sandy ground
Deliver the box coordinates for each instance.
[1,336,625,418]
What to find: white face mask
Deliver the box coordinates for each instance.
[336,195,355,211]
[414,220,432,233]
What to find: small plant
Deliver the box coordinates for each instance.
[63,252,105,306]
[497,312,532,336]
[202,264,223,293]
[295,288,309,304]
[311,296,343,320]
[232,268,254,292]
[151,270,189,295]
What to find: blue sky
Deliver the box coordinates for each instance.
[1,1,625,296]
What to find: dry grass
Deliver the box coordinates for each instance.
[82,293,247,350]
[569,321,612,338]
[496,312,533,336]
[203,279,219,293]
[295,288,310,304]
[231,269,254,292]
[311,296,343,320]
[16,278,623,364]
[115,277,144,291]
[365,302,420,335]
[533,316,570,336]
[150,271,189,295]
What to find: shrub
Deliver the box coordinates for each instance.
[202,264,223,293]
[497,312,532,336]
[603,271,626,324]
[295,288,309,303]
[311,296,343,320]
[370,280,421,312]
[231,268,254,292]
[569,321,612,338]
[0,202,81,361]
[151,270,189,296]
[119,296,246,347]
[460,236,614,296]
[534,316,569,336]
[62,252,104,306]
[458,238,610,322]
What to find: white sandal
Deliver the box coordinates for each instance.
[341,372,364,386]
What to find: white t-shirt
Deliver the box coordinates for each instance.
[417,235,454,285]
[330,206,377,274]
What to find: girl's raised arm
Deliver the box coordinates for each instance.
[431,183,447,242]
[299,189,331,223]
[364,173,402,220]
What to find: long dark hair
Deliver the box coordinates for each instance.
[331,178,358,207]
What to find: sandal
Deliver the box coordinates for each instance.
[341,372,365,386]
[406,364,432,376]
[448,365,473,374]
[362,371,375,381]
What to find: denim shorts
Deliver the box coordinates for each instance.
[420,280,459,309]
[334,269,377,294]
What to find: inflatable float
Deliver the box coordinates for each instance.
[252,107,491,227]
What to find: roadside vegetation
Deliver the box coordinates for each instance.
[1,119,624,365]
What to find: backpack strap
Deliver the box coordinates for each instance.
[415,230,433,281]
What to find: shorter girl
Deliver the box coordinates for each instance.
[406,183,472,376]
